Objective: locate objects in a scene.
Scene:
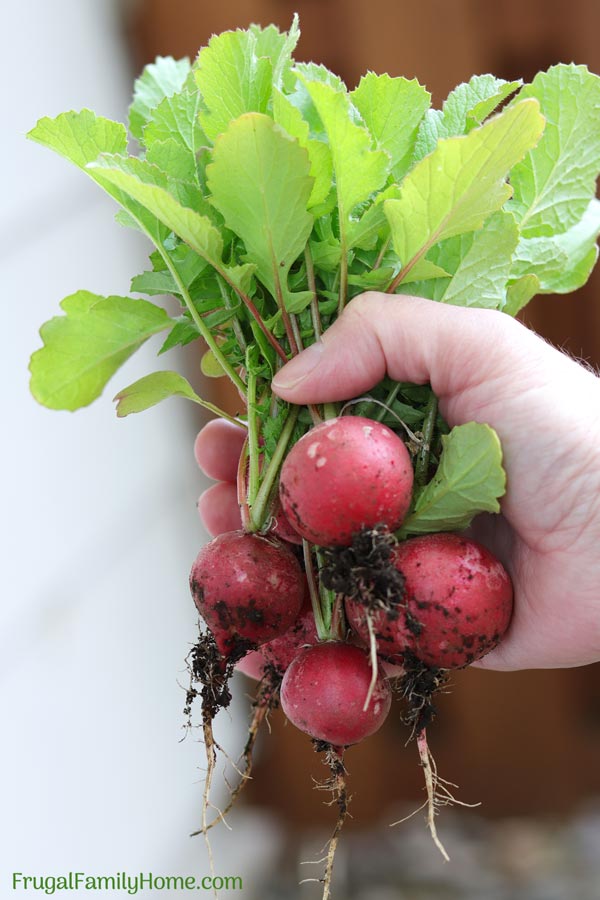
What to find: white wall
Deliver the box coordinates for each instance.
[1,1,276,894]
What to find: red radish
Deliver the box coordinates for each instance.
[260,598,318,673]
[280,642,392,746]
[189,530,305,659]
[268,498,303,545]
[279,416,413,547]
[346,532,513,669]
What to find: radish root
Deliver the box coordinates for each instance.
[311,745,349,900]
[193,669,280,835]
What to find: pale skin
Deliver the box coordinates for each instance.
[194,293,600,672]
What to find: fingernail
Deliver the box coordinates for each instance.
[272,341,325,390]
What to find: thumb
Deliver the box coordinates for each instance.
[271,292,537,423]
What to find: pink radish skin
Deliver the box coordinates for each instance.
[260,598,318,674]
[280,643,392,746]
[190,530,305,660]
[279,416,414,547]
[346,533,513,669]
[268,498,303,545]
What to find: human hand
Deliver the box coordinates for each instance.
[195,293,600,671]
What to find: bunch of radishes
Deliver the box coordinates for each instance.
[188,412,514,869]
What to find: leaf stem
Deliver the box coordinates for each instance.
[246,355,260,508]
[237,437,251,531]
[337,237,348,316]
[188,397,247,429]
[414,391,438,488]
[223,274,288,364]
[303,541,328,641]
[304,245,322,340]
[248,404,300,531]
[160,251,247,397]
[374,382,402,423]
[315,549,336,636]
[273,278,300,357]
[217,276,247,354]
[373,235,391,270]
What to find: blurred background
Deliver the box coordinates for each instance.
[3,0,600,897]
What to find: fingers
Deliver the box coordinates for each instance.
[194,419,245,536]
[194,418,246,482]
[272,292,535,423]
[197,481,242,537]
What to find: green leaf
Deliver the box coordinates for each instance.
[87,155,228,273]
[27,109,127,167]
[143,84,206,168]
[436,211,519,308]
[146,139,197,182]
[511,198,600,291]
[302,79,390,220]
[272,88,332,207]
[286,63,347,138]
[401,423,506,535]
[114,370,202,416]
[158,319,200,354]
[384,99,545,282]
[200,349,226,377]
[348,267,397,290]
[347,184,399,251]
[508,65,600,236]
[131,269,178,296]
[250,15,300,88]
[309,237,342,271]
[351,73,431,181]
[398,257,451,285]
[548,246,598,294]
[129,56,191,142]
[27,110,173,248]
[206,113,314,312]
[414,75,522,159]
[504,275,540,316]
[194,27,273,141]
[30,292,171,411]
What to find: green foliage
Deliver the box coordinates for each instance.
[401,423,506,534]
[30,292,171,410]
[27,20,600,530]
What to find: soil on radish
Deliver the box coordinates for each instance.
[398,649,449,735]
[321,525,449,734]
[184,627,255,721]
[320,524,421,638]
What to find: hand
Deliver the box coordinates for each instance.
[195,293,600,671]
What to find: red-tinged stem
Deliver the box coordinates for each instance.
[329,595,346,642]
[373,235,391,270]
[237,437,251,531]
[222,274,288,364]
[273,277,300,357]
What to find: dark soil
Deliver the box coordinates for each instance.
[320,524,406,615]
